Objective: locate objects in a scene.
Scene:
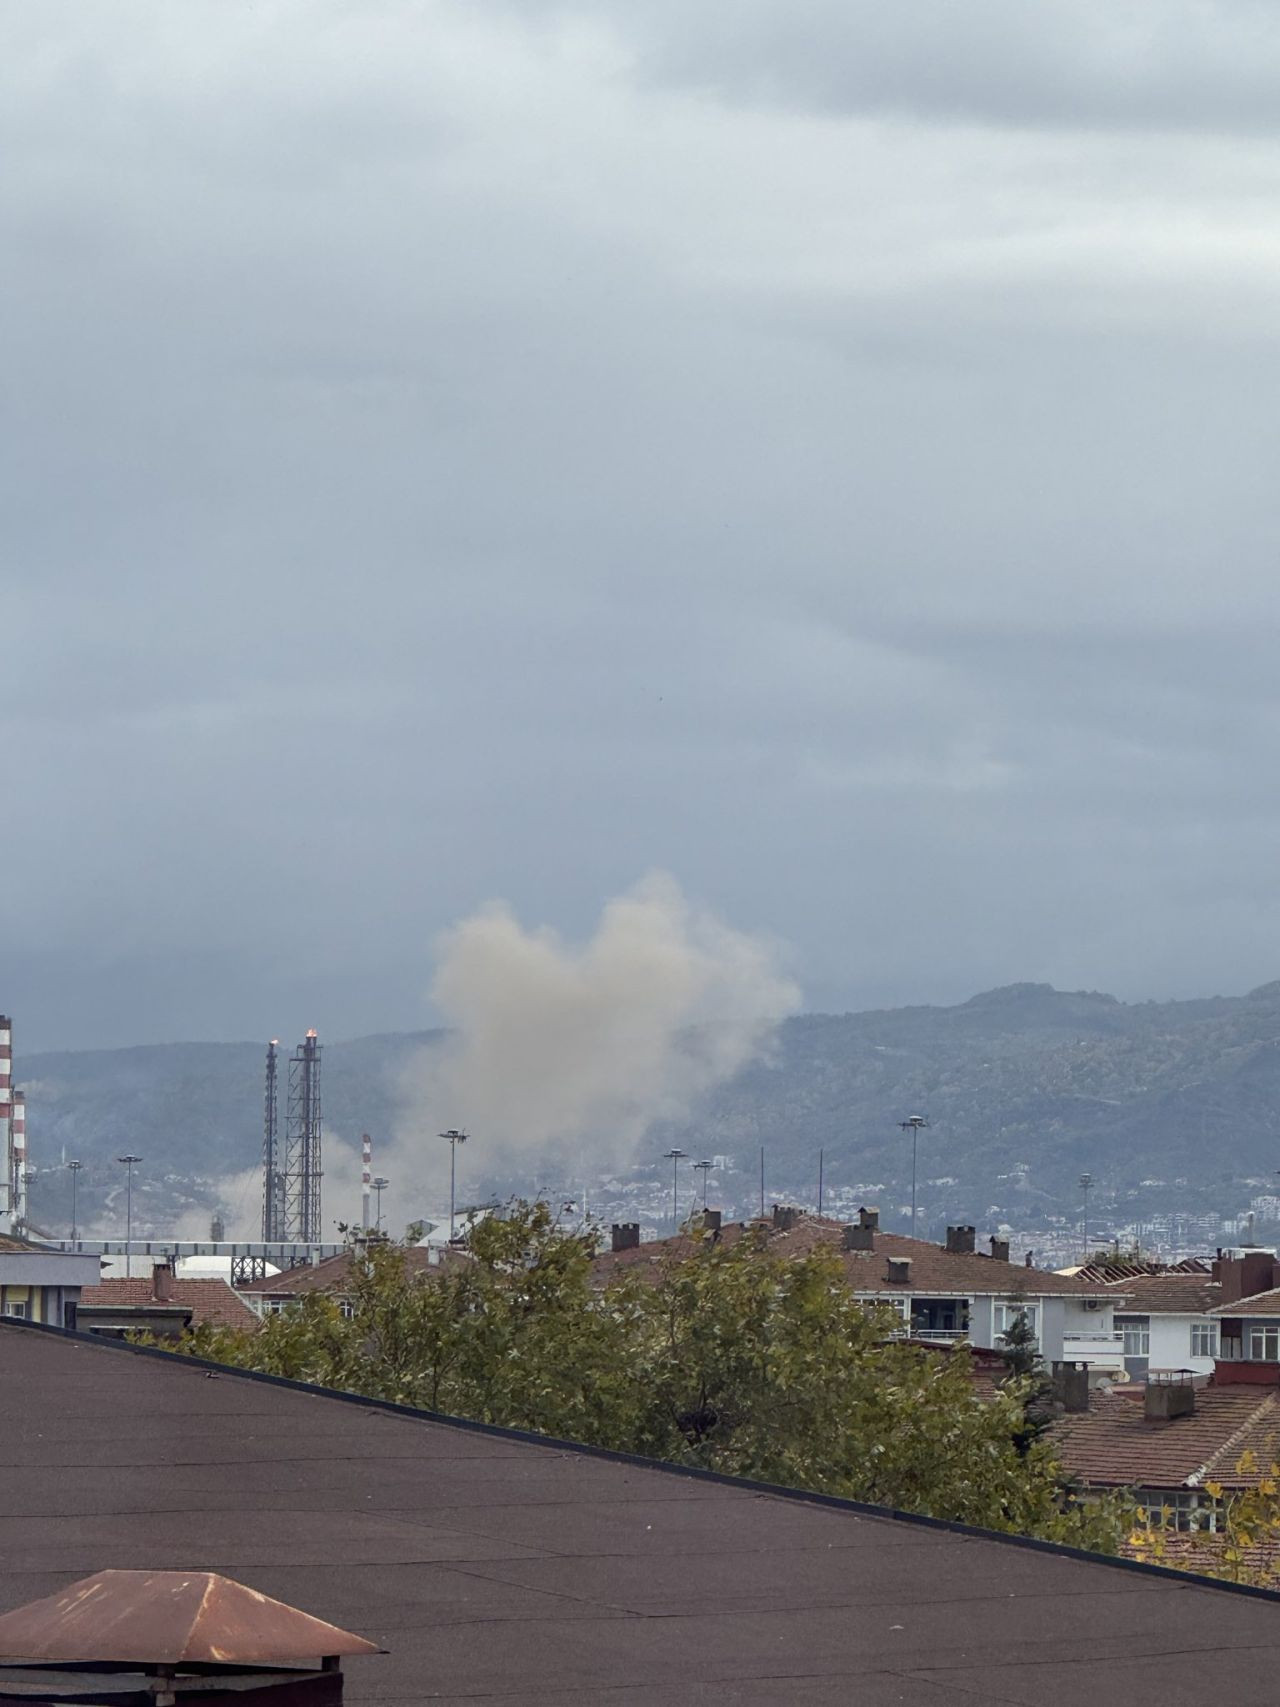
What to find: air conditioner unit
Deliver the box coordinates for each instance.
[1082,1299,1101,1311]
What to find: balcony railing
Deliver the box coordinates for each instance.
[1063,1331,1123,1345]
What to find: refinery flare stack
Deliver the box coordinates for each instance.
[0,1014,28,1235]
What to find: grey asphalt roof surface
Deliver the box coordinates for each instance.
[4,1323,1280,1704]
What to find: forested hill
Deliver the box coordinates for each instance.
[17,980,1280,1233]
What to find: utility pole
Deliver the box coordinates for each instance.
[117,1154,142,1275]
[818,1147,824,1216]
[440,1130,468,1241]
[67,1159,82,1242]
[1080,1172,1093,1261]
[759,1145,765,1218]
[899,1117,928,1239]
[663,1148,687,1232]
[693,1158,714,1209]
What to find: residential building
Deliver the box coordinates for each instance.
[0,1232,100,1327]
[75,1261,259,1339]
[6,1318,1280,1701]
[595,1207,1127,1371]
[236,1243,446,1318]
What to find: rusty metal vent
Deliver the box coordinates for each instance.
[0,1571,381,1669]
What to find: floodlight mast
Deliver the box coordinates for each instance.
[663,1148,687,1231]
[693,1158,714,1209]
[440,1130,468,1240]
[898,1117,929,1239]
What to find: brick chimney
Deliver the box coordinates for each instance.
[1212,1250,1278,1305]
[843,1223,874,1252]
[858,1206,880,1231]
[1051,1361,1090,1414]
[885,1256,912,1286]
[989,1236,1010,1262]
[610,1223,640,1253]
[151,1262,174,1303]
[1145,1373,1196,1421]
[945,1225,975,1254]
[772,1204,802,1232]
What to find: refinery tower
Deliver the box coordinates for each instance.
[262,1030,323,1242]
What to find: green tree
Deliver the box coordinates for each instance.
[164,1205,1128,1553]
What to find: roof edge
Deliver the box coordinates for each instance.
[8,1315,1280,1607]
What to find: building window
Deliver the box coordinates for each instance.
[264,1298,289,1316]
[1116,1316,1150,1357]
[4,1302,27,1320]
[1137,1488,1219,1533]
[994,1303,1039,1342]
[1190,1323,1218,1359]
[1249,1326,1280,1362]
[339,1299,355,1320]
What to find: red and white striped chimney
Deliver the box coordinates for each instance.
[0,1016,12,1226]
[11,1088,25,1225]
[361,1133,372,1231]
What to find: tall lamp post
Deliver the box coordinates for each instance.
[117,1154,142,1275]
[1080,1172,1093,1261]
[372,1176,389,1231]
[663,1148,687,1232]
[67,1159,82,1242]
[899,1117,928,1239]
[440,1130,468,1241]
[693,1158,714,1209]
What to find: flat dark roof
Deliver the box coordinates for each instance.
[3,1324,1280,1704]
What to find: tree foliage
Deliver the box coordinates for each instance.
[169,1203,1127,1552]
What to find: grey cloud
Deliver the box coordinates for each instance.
[3,1,1280,1053]
[504,0,1280,132]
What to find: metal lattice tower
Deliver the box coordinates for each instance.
[283,1030,323,1242]
[261,1040,284,1240]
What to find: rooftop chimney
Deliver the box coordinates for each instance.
[1145,1372,1196,1422]
[772,1204,802,1232]
[611,1223,640,1252]
[945,1225,975,1254]
[701,1209,722,1237]
[843,1223,874,1252]
[885,1256,912,1286]
[989,1236,1010,1263]
[151,1262,174,1303]
[858,1206,880,1231]
[1212,1250,1278,1304]
[1051,1360,1090,1414]
[1024,1250,1034,1267]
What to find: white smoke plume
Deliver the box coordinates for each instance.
[388,872,800,1219]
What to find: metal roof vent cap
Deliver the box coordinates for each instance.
[0,1569,382,1703]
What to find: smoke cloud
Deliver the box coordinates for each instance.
[389,873,800,1219]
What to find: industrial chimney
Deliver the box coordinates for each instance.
[0,1015,11,1230]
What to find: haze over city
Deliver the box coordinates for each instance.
[6,1,1280,1055]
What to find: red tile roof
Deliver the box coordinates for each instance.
[593,1215,1114,1297]
[1105,1273,1223,1313]
[78,1277,259,1332]
[1052,1385,1280,1491]
[1213,1288,1280,1318]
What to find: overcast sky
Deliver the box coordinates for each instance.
[5,0,1280,1053]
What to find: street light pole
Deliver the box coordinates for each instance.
[663,1148,687,1232]
[372,1176,389,1231]
[899,1117,928,1239]
[440,1130,468,1240]
[117,1154,141,1275]
[1080,1172,1093,1260]
[67,1160,82,1242]
[693,1159,713,1209]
